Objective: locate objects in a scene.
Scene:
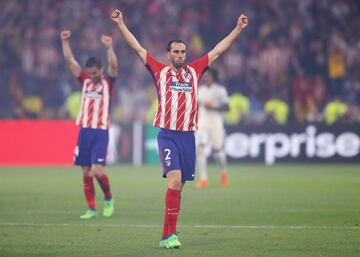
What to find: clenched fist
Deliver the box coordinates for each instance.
[111,10,123,24]
[60,30,71,40]
[101,35,112,48]
[237,15,249,29]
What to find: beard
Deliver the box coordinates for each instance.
[172,60,184,69]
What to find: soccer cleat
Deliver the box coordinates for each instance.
[221,172,229,187]
[195,179,208,189]
[169,234,181,248]
[160,234,181,249]
[103,199,114,217]
[80,209,97,219]
[159,238,167,248]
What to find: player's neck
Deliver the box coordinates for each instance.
[170,64,184,72]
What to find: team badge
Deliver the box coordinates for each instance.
[183,71,191,80]
[166,160,171,167]
[96,85,103,92]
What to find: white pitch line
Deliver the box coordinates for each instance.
[1,222,359,230]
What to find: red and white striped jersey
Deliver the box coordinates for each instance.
[146,53,209,131]
[76,71,116,130]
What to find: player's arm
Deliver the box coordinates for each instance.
[60,30,81,78]
[208,14,248,66]
[110,9,147,64]
[204,101,230,112]
[101,35,118,77]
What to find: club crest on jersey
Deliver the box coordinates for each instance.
[183,71,191,80]
[96,85,103,92]
[170,81,193,93]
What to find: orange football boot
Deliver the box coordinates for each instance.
[195,179,208,188]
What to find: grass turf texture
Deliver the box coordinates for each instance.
[0,164,359,257]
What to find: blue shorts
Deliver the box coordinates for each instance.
[74,128,109,167]
[157,128,196,181]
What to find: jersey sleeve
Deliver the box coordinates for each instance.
[188,54,209,80]
[77,71,88,86]
[145,52,166,82]
[106,74,117,84]
[105,74,117,98]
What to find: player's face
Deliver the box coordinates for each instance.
[86,66,103,83]
[167,42,186,69]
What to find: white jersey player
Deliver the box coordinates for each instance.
[196,69,230,188]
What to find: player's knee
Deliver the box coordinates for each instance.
[82,167,92,176]
[90,164,104,176]
[167,171,182,190]
[213,149,225,161]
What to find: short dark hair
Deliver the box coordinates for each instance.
[85,57,102,68]
[167,39,186,52]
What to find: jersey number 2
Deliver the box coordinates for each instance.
[164,149,171,160]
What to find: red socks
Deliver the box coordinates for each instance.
[83,176,95,209]
[162,188,181,238]
[96,174,112,200]
[83,174,112,210]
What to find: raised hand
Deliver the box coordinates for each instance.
[61,30,71,40]
[111,9,123,24]
[101,35,112,48]
[237,14,248,29]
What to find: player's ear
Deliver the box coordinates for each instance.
[166,52,171,60]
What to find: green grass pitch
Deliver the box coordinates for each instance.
[0,164,359,257]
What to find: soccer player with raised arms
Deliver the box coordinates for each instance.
[111,9,248,248]
[61,31,117,219]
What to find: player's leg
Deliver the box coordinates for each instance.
[90,129,114,217]
[164,170,183,248]
[195,130,209,188]
[74,129,97,219]
[162,130,196,248]
[210,123,229,187]
[157,131,184,248]
[91,165,114,217]
[80,166,97,219]
[213,148,229,186]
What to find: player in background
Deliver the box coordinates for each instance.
[196,69,230,188]
[60,30,117,219]
[111,9,248,248]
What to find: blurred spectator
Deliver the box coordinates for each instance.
[264,96,289,125]
[0,0,359,125]
[327,37,346,98]
[323,96,348,125]
[292,70,316,123]
[225,93,249,125]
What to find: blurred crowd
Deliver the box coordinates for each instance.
[1,0,360,125]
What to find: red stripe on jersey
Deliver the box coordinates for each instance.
[154,99,162,127]
[97,101,104,128]
[78,80,90,125]
[175,93,186,130]
[187,90,197,131]
[87,99,95,128]
[76,72,116,130]
[146,53,208,131]
[163,92,173,129]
